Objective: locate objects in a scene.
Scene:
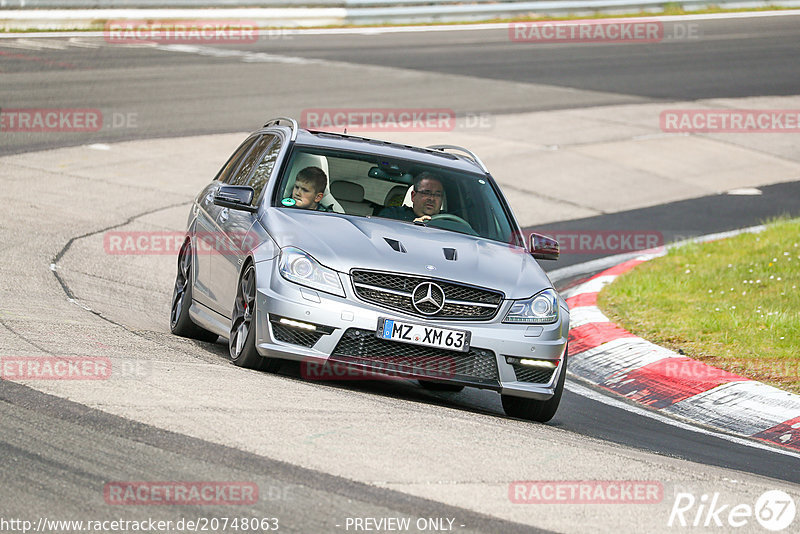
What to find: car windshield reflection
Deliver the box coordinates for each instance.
[275,147,517,245]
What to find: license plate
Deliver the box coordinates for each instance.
[376,318,471,353]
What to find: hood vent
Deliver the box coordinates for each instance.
[443,248,458,261]
[384,238,407,253]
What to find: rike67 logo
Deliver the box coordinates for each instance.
[668,490,796,531]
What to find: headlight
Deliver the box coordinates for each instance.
[279,247,344,297]
[503,289,559,324]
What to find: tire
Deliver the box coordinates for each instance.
[418,380,465,393]
[501,347,567,423]
[170,240,218,343]
[229,263,282,373]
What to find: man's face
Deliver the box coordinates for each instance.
[411,178,444,217]
[292,180,324,209]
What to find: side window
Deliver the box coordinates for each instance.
[215,137,257,183]
[248,136,282,203]
[227,135,274,186]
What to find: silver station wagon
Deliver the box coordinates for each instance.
[171,117,570,422]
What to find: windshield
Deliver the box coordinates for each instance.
[274,146,520,245]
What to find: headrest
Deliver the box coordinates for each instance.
[384,185,408,207]
[331,181,365,203]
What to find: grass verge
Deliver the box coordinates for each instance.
[597,218,800,394]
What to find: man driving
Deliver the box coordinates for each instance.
[377,172,444,223]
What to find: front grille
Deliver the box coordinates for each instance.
[271,322,325,348]
[512,364,556,384]
[330,328,500,389]
[351,270,503,320]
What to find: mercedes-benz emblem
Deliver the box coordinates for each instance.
[412,282,445,315]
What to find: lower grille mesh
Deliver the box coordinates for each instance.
[512,364,556,384]
[330,328,499,387]
[271,322,325,348]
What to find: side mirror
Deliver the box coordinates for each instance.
[529,232,559,260]
[214,185,258,213]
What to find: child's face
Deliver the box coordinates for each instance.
[292,180,324,209]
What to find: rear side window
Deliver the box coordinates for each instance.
[248,136,282,203]
[227,135,274,186]
[215,136,257,183]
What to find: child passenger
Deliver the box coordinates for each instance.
[291,166,329,211]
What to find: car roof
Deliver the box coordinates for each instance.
[258,125,489,175]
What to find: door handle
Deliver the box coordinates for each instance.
[218,208,229,223]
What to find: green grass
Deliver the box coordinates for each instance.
[597,218,800,394]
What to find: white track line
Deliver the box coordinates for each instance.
[566,380,800,459]
[558,224,800,456]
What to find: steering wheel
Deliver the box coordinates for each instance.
[427,213,477,235]
[430,213,472,227]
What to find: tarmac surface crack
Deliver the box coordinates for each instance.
[0,318,54,354]
[47,199,211,362]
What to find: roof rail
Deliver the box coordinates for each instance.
[263,116,299,141]
[427,144,488,173]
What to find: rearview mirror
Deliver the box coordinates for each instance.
[529,233,559,260]
[368,166,410,183]
[213,185,258,213]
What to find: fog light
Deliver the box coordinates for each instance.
[279,318,317,331]
[520,358,557,369]
[506,356,557,368]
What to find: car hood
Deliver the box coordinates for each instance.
[261,210,553,299]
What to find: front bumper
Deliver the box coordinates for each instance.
[254,262,569,400]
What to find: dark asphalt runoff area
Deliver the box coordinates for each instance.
[2,13,800,531]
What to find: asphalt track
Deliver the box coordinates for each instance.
[2,15,800,155]
[2,13,800,533]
